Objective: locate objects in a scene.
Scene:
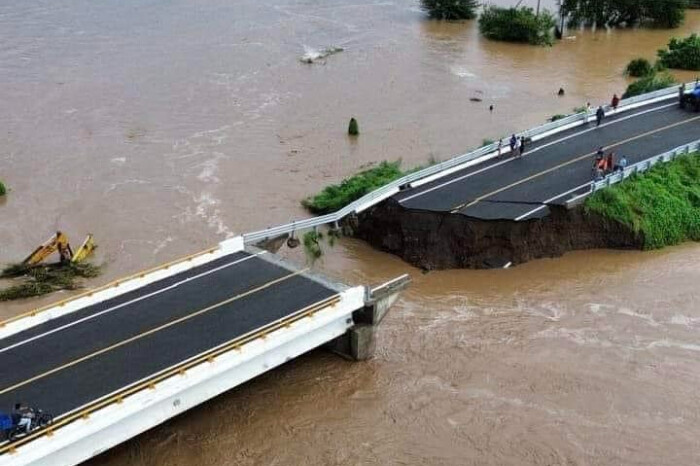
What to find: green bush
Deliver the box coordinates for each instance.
[585,152,700,249]
[303,231,323,260]
[302,161,404,214]
[348,117,359,136]
[0,181,5,196]
[420,0,478,20]
[622,72,677,98]
[625,58,654,77]
[479,6,556,46]
[657,34,700,71]
[561,0,686,28]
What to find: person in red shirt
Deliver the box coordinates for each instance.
[606,152,615,173]
[611,94,620,110]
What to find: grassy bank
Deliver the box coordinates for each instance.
[0,262,101,301]
[302,161,405,215]
[585,152,700,250]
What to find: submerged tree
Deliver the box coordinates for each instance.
[479,6,557,46]
[625,58,654,77]
[560,0,687,28]
[658,34,700,71]
[420,0,479,20]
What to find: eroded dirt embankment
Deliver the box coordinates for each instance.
[354,199,643,270]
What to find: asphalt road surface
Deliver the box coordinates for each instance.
[0,251,337,418]
[395,101,700,220]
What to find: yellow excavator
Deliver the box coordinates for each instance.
[22,231,96,266]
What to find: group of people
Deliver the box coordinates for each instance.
[11,403,35,433]
[585,94,620,127]
[496,134,528,158]
[593,146,627,181]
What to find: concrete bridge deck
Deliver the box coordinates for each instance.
[0,250,336,420]
[0,237,407,465]
[395,100,700,221]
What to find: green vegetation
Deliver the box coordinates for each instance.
[0,262,101,301]
[420,0,478,20]
[303,231,323,260]
[479,6,556,46]
[348,117,359,136]
[302,161,404,214]
[561,0,687,28]
[585,152,700,249]
[550,114,568,121]
[0,181,5,196]
[625,58,654,77]
[622,72,677,98]
[657,34,700,71]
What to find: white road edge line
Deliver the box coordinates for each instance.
[514,182,592,221]
[0,251,268,354]
[399,102,677,205]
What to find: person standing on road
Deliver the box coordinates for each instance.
[596,106,605,127]
[510,134,517,155]
[519,136,526,157]
[585,102,592,125]
[596,146,605,162]
[615,155,628,173]
[497,139,503,158]
[611,94,620,111]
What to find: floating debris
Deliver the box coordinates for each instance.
[300,46,344,64]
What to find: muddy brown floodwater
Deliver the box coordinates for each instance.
[1,0,700,464]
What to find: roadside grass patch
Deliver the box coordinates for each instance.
[585,152,700,249]
[622,72,676,98]
[0,262,101,301]
[302,161,404,215]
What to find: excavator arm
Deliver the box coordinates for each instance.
[22,232,95,266]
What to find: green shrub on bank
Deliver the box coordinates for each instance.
[479,6,556,46]
[561,0,686,28]
[585,152,700,250]
[0,262,101,301]
[657,34,700,71]
[302,161,404,214]
[622,72,677,98]
[625,58,654,77]
[420,0,478,20]
[0,181,5,196]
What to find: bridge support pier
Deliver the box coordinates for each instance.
[326,274,410,361]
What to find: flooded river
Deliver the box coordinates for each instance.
[1,0,700,464]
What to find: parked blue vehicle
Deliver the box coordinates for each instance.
[682,84,700,111]
[0,408,54,442]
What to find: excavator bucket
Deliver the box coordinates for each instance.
[71,234,96,264]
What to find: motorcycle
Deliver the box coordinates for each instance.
[0,408,54,442]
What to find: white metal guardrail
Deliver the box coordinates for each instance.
[566,139,700,207]
[243,82,696,244]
